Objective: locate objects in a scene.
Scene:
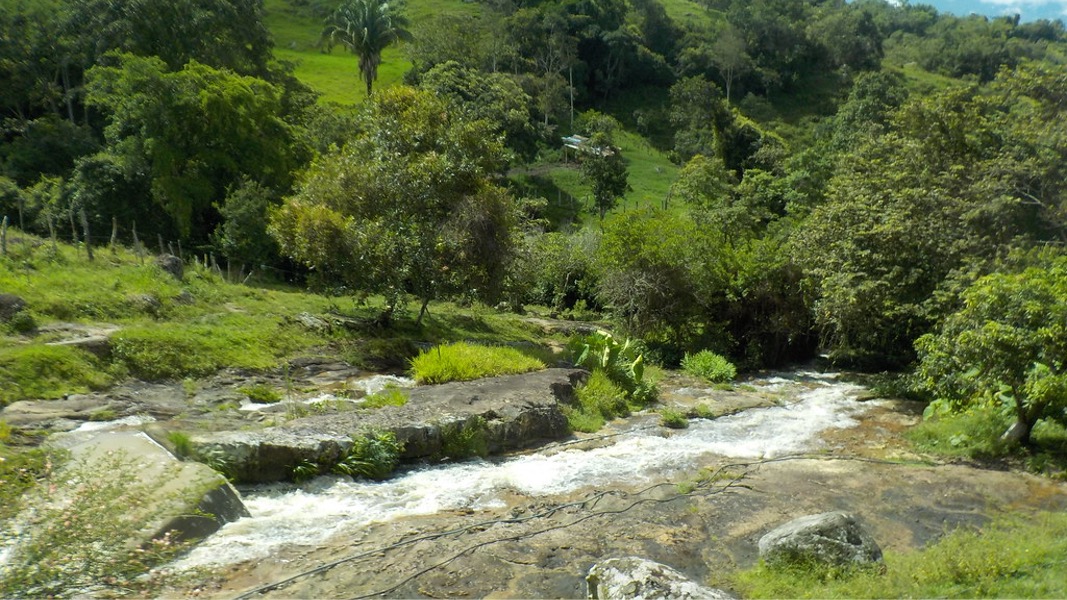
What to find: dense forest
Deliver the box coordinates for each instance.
[1,0,1065,445]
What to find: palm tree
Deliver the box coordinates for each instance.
[321,0,412,97]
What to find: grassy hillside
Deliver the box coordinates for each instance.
[263,0,483,104]
[0,234,547,405]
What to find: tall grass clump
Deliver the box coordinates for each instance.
[565,369,629,433]
[681,349,737,383]
[410,342,545,384]
[332,430,404,480]
[732,511,1067,599]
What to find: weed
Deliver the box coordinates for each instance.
[181,378,199,398]
[681,350,737,383]
[238,383,282,404]
[694,404,716,419]
[333,430,403,480]
[167,431,193,459]
[410,342,545,384]
[291,459,321,483]
[88,409,118,422]
[439,416,489,460]
[0,419,10,444]
[361,387,408,409]
[193,446,236,481]
[659,407,689,429]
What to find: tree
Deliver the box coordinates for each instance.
[269,87,517,325]
[84,54,301,241]
[914,249,1067,446]
[321,0,412,97]
[581,133,630,220]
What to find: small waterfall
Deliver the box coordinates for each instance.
[173,372,870,570]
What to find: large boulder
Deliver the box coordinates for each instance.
[758,511,883,568]
[586,557,735,600]
[156,254,184,280]
[189,368,587,483]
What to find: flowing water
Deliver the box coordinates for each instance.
[173,371,874,571]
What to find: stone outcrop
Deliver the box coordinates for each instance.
[188,368,587,483]
[586,557,735,600]
[2,430,249,575]
[156,254,184,280]
[758,511,883,568]
[0,293,27,321]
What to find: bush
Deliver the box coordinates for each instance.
[681,350,737,383]
[566,330,658,406]
[333,430,403,480]
[410,342,545,384]
[565,369,629,433]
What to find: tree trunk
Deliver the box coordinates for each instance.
[415,296,431,326]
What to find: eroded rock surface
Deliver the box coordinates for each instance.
[188,368,587,483]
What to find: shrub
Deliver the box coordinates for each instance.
[565,369,629,433]
[333,430,403,480]
[681,350,737,383]
[410,342,545,384]
[167,431,193,459]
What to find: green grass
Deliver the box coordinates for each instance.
[361,387,408,408]
[264,0,483,105]
[409,341,546,384]
[732,511,1067,599]
[0,345,112,405]
[564,369,630,433]
[238,383,283,403]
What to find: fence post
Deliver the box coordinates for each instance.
[1,215,7,256]
[110,217,118,253]
[79,208,93,261]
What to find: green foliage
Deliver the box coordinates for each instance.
[681,350,737,383]
[410,341,545,385]
[270,86,518,324]
[0,344,111,406]
[333,430,403,480]
[566,369,630,433]
[361,387,408,408]
[580,133,631,221]
[659,407,689,429]
[0,447,55,522]
[733,511,1067,599]
[0,452,193,598]
[291,458,321,483]
[321,0,412,97]
[567,330,657,407]
[913,249,1067,446]
[238,383,283,404]
[84,53,302,239]
[166,431,193,459]
[439,416,489,460]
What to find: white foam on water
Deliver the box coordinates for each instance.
[71,414,156,432]
[173,377,868,570]
[351,375,415,395]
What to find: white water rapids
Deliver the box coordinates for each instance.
[173,371,873,570]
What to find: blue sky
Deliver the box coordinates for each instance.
[918,0,1067,22]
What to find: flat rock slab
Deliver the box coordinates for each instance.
[189,368,588,483]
